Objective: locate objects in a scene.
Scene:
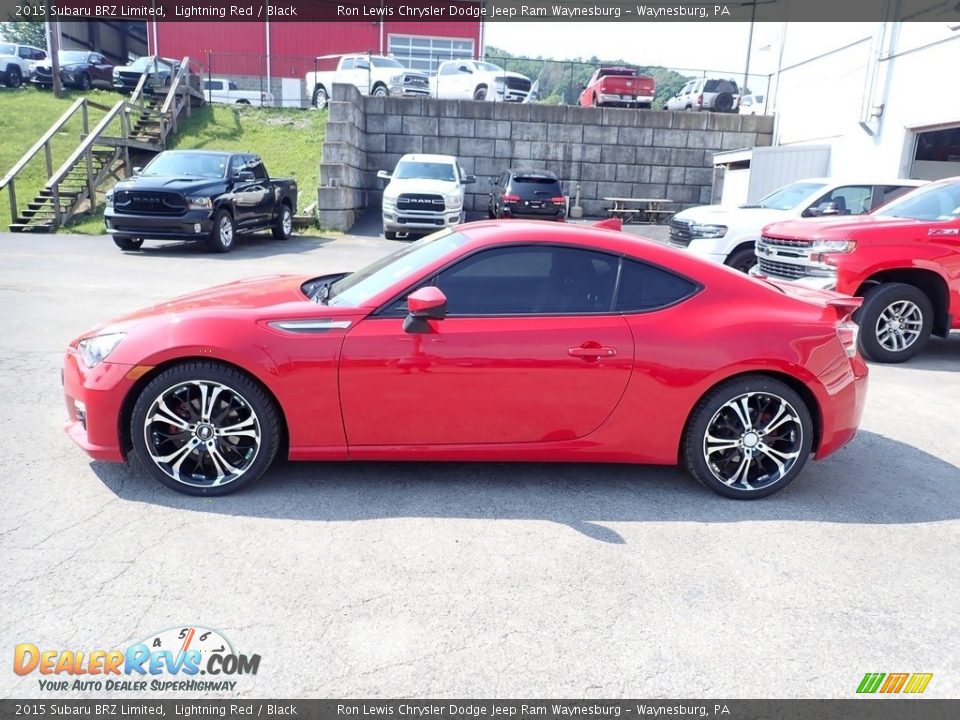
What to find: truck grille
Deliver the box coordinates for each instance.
[505,77,531,92]
[759,234,813,249]
[668,218,692,247]
[404,75,429,88]
[35,66,53,78]
[397,193,445,211]
[113,191,187,215]
[757,257,807,280]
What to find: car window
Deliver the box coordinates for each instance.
[705,79,738,94]
[248,157,268,180]
[875,184,914,207]
[436,246,618,316]
[439,63,458,76]
[617,259,698,312]
[756,181,829,210]
[815,185,873,215]
[342,58,355,70]
[228,156,247,176]
[875,181,960,221]
[18,47,31,58]
[204,80,222,90]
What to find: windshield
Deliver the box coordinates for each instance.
[476,62,503,72]
[142,152,228,178]
[0,44,14,56]
[874,181,960,221]
[330,230,469,307]
[393,161,457,182]
[371,57,404,69]
[755,181,827,210]
[60,51,89,64]
[128,57,171,71]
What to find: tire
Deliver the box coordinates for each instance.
[372,84,389,98]
[113,236,144,251]
[714,92,735,112]
[591,94,600,107]
[726,247,757,274]
[384,230,398,240]
[207,209,235,253]
[638,102,652,110]
[683,375,814,499]
[236,99,250,105]
[5,66,22,88]
[79,73,92,91]
[312,86,328,109]
[487,202,496,219]
[856,283,933,363]
[473,86,487,101]
[130,361,281,496]
[272,204,293,240]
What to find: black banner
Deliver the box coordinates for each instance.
[2,0,960,23]
[1,700,958,720]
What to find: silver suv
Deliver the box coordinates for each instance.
[666,78,740,113]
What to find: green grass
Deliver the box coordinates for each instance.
[0,87,327,234]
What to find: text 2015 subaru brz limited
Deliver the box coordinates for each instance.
[63,221,868,499]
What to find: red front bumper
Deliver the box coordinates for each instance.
[62,349,138,463]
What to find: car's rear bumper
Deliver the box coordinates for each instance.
[815,355,869,460]
[599,93,654,104]
[62,351,138,463]
[105,208,215,240]
[501,205,565,220]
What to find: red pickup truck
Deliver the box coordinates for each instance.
[579,66,655,109]
[752,177,960,363]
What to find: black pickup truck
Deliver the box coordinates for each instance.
[105,150,298,252]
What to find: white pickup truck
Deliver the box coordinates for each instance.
[667,177,925,272]
[378,154,476,240]
[203,78,274,106]
[430,60,533,102]
[305,54,430,109]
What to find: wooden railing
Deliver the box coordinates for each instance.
[158,56,200,142]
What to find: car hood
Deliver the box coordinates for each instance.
[384,178,460,197]
[674,205,794,225]
[762,214,927,240]
[114,176,225,194]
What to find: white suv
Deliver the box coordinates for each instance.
[668,178,925,272]
[378,154,477,240]
[0,42,46,88]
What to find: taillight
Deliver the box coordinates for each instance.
[837,320,859,358]
[551,196,566,205]
[697,94,703,106]
[502,194,520,203]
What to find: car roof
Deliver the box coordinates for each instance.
[509,169,559,179]
[791,177,926,187]
[398,154,458,164]
[163,149,233,156]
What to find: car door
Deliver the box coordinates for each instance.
[808,185,873,216]
[338,244,635,446]
[227,155,267,229]
[90,54,109,86]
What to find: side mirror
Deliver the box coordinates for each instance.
[403,287,447,333]
[234,169,255,182]
[132,166,142,175]
[377,170,391,180]
[463,175,476,185]
[805,201,840,217]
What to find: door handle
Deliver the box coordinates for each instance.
[568,344,617,358]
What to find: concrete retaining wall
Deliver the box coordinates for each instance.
[318,84,774,231]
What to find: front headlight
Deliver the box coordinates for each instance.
[188,196,212,210]
[690,223,728,238]
[76,333,125,368]
[810,239,856,253]
[444,194,463,210]
[105,191,114,207]
[382,195,397,210]
[389,74,404,85]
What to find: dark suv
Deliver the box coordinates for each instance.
[488,169,567,221]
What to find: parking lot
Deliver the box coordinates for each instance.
[1,228,958,699]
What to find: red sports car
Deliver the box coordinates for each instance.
[63,221,868,499]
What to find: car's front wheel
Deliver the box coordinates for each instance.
[113,236,143,251]
[857,282,933,363]
[6,66,22,88]
[79,73,92,90]
[272,204,293,240]
[726,247,757,273]
[130,362,281,496]
[207,209,235,252]
[683,376,813,499]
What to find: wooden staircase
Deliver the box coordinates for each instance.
[1,57,204,233]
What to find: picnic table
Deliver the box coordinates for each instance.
[604,197,675,224]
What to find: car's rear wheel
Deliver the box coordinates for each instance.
[857,283,933,363]
[207,209,235,253]
[113,236,143,251]
[726,247,757,273]
[312,86,328,109]
[272,204,293,240]
[683,376,813,499]
[130,362,280,496]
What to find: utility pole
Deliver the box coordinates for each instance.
[48,19,62,98]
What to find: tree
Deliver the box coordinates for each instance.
[0,22,48,49]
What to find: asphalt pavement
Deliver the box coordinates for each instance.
[1,228,958,699]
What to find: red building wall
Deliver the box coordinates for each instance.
[151,21,481,79]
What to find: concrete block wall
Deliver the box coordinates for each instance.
[318,84,774,230]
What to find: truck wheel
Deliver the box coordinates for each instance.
[384,231,398,240]
[312,86,328,109]
[207,210,235,253]
[473,86,487,101]
[372,84,388,98]
[6,66,22,88]
[272,204,293,240]
[113,236,143,251]
[857,283,933,363]
[726,247,757,274]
